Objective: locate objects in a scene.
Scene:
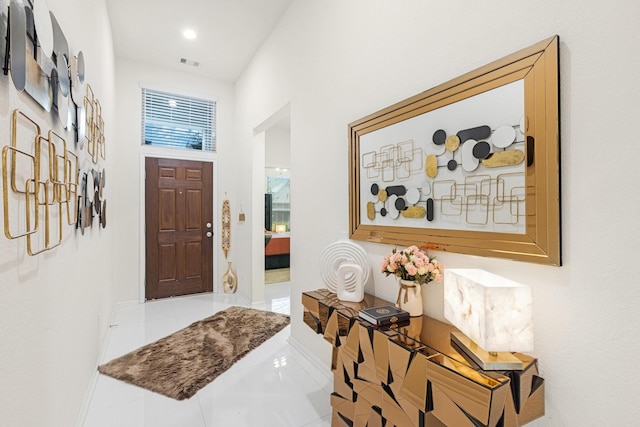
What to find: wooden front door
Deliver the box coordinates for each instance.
[145,157,213,300]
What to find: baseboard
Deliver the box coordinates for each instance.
[75,299,138,427]
[75,369,99,427]
[288,335,332,384]
[234,292,252,306]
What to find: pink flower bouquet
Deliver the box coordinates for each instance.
[381,245,443,285]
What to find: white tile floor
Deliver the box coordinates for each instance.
[82,282,333,427]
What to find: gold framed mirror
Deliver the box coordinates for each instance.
[349,36,560,266]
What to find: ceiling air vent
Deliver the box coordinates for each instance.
[180,58,200,67]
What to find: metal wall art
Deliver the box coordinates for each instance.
[2,0,105,164]
[2,0,108,256]
[349,36,560,266]
[2,110,79,255]
[76,167,106,234]
[84,84,106,163]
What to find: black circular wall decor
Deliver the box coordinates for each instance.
[433,129,446,145]
[472,141,492,159]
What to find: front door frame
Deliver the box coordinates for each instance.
[139,148,218,303]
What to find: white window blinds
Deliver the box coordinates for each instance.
[142,89,216,152]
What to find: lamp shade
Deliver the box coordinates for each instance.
[444,269,533,353]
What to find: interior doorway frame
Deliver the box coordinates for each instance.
[251,103,291,305]
[139,147,219,303]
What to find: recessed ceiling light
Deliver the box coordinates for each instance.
[182,28,197,40]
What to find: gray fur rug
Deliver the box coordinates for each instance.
[97,306,290,400]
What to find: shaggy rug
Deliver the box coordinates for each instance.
[97,306,290,400]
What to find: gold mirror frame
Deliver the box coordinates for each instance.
[348,36,560,266]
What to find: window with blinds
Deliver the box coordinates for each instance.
[142,89,216,152]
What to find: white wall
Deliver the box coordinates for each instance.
[265,126,290,170]
[235,0,640,424]
[112,58,237,300]
[0,0,115,425]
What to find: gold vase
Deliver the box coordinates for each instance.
[222,262,237,293]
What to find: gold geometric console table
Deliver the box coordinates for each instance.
[302,289,545,427]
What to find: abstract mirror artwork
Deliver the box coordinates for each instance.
[349,36,560,266]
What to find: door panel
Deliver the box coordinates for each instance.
[186,190,202,229]
[158,244,177,281]
[186,242,202,277]
[159,189,176,229]
[145,157,213,300]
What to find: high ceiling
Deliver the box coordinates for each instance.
[105,0,293,82]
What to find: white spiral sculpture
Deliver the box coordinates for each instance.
[319,239,370,294]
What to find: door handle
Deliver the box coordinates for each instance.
[206,222,212,229]
[206,231,213,238]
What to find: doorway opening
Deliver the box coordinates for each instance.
[264,117,291,286]
[251,103,291,305]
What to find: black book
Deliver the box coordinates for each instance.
[358,305,410,326]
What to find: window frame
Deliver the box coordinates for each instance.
[141,88,217,153]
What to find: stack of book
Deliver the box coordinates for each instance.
[358,305,410,326]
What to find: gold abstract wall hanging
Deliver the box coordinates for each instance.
[349,36,560,266]
[84,84,106,164]
[221,199,231,258]
[221,198,237,293]
[2,110,79,255]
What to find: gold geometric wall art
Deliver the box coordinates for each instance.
[2,110,78,255]
[85,84,106,164]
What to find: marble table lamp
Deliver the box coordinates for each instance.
[444,269,533,370]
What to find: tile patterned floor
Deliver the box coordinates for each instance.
[82,283,332,426]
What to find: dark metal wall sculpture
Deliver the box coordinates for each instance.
[4,0,93,147]
[76,167,106,234]
[2,0,107,255]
